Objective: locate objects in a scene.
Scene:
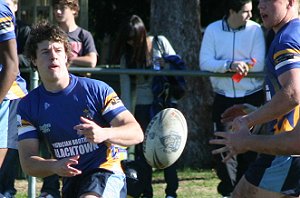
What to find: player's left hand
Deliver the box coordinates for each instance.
[74,116,108,144]
[209,124,251,162]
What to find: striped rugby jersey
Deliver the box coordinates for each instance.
[0,0,27,100]
[265,18,300,134]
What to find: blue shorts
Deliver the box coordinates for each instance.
[0,99,20,149]
[62,168,127,198]
[245,154,300,196]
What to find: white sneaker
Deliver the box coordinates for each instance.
[166,196,175,198]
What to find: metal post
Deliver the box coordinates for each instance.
[28,176,36,198]
[30,70,39,91]
[28,70,39,198]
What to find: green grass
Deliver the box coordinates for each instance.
[153,168,219,198]
[15,169,220,198]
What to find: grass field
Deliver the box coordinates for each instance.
[14,168,220,198]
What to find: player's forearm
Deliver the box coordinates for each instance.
[247,88,299,127]
[107,122,144,146]
[0,40,19,102]
[246,131,300,155]
[70,54,97,67]
[19,155,58,178]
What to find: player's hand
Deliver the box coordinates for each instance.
[221,103,257,123]
[54,155,81,177]
[74,116,108,144]
[209,124,251,162]
[231,61,249,76]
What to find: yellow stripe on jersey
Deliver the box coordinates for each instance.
[99,143,126,173]
[273,48,300,60]
[102,92,124,115]
[0,16,14,34]
[7,81,27,99]
[0,16,12,23]
[274,106,300,134]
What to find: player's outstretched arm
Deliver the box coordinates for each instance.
[232,68,300,130]
[210,120,300,160]
[18,139,82,178]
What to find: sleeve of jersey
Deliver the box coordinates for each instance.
[17,101,39,141]
[0,7,16,42]
[273,43,300,76]
[101,87,127,122]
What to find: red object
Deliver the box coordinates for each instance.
[232,58,257,83]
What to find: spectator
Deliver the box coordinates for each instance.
[199,0,266,197]
[17,21,143,198]
[0,0,27,197]
[52,0,97,68]
[210,0,300,197]
[113,14,180,198]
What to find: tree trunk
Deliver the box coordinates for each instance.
[150,0,214,168]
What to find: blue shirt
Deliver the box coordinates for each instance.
[0,0,27,100]
[265,18,300,134]
[17,74,127,173]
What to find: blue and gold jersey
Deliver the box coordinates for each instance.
[17,74,127,173]
[0,0,27,100]
[265,18,300,134]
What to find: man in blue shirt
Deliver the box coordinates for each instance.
[17,21,143,198]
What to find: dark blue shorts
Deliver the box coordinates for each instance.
[62,168,126,198]
[245,154,300,197]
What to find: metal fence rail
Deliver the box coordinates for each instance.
[20,66,265,197]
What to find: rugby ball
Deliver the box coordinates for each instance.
[143,108,188,169]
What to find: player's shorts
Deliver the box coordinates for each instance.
[62,168,126,198]
[245,154,300,197]
[0,99,20,149]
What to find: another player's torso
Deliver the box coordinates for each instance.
[265,19,300,134]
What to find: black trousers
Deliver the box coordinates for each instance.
[212,90,265,196]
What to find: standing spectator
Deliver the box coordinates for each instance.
[17,21,143,198]
[0,0,27,197]
[210,0,300,197]
[52,0,97,68]
[199,0,266,197]
[113,14,180,198]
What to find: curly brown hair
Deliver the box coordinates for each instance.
[25,21,72,70]
[52,0,80,17]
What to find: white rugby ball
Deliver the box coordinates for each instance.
[143,108,188,169]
